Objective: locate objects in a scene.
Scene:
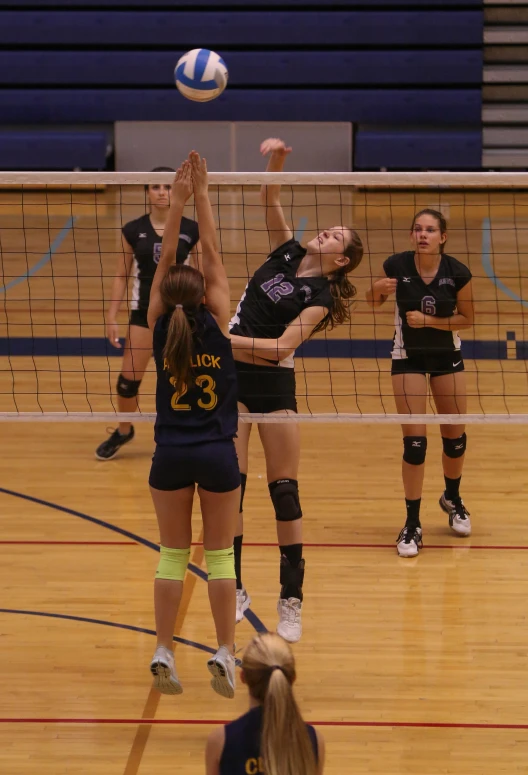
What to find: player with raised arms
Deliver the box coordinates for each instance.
[147,154,239,698]
[366,209,475,557]
[229,138,364,641]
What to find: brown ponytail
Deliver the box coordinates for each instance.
[242,633,317,775]
[313,227,364,334]
[159,264,205,396]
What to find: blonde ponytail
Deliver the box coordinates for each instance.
[242,634,317,775]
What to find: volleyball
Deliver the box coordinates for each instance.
[174,49,228,102]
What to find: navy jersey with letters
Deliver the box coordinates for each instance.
[229,238,333,367]
[153,306,238,446]
[122,213,199,312]
[219,706,318,775]
[383,250,472,358]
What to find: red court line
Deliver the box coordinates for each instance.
[190,542,528,551]
[0,540,137,546]
[2,718,528,730]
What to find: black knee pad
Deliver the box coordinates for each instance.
[117,374,141,399]
[442,433,466,459]
[268,478,302,522]
[239,472,247,513]
[403,436,427,466]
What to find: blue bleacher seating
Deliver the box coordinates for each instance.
[354,129,483,170]
[0,131,107,170]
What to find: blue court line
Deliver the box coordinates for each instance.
[481,216,528,309]
[0,216,76,295]
[0,486,267,633]
[294,216,308,242]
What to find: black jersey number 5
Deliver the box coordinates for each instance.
[169,374,218,412]
[421,295,436,316]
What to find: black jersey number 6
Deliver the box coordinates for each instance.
[169,374,218,412]
[421,295,436,316]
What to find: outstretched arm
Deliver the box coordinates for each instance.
[260,137,293,252]
[190,151,231,335]
[147,163,193,330]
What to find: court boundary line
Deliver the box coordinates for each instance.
[1,718,527,730]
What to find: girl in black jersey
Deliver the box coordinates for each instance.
[205,633,325,775]
[147,155,239,698]
[229,138,364,642]
[366,209,475,558]
[95,166,200,461]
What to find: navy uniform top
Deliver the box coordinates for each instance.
[383,250,472,358]
[219,706,318,775]
[122,213,199,312]
[153,306,238,446]
[229,238,333,368]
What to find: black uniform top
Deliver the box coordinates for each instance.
[122,213,199,312]
[219,706,318,775]
[152,306,238,447]
[383,250,472,358]
[229,238,333,368]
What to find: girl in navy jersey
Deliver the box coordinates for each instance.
[229,138,364,642]
[206,633,325,775]
[147,154,239,698]
[95,166,200,461]
[366,209,475,557]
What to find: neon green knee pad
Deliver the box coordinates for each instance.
[156,546,190,581]
[205,547,236,581]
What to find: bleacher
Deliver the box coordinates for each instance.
[0,1,483,170]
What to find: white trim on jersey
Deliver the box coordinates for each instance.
[391,307,407,360]
[229,284,248,330]
[130,258,140,311]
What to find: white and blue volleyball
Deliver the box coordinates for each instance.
[174,49,228,102]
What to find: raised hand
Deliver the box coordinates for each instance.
[189,150,208,195]
[260,137,292,157]
[170,161,193,204]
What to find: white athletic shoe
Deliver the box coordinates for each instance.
[235,587,251,624]
[207,645,236,699]
[150,646,182,695]
[396,526,423,558]
[277,597,302,643]
[440,493,472,536]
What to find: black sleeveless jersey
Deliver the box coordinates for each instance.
[383,250,472,358]
[152,306,238,446]
[219,706,318,775]
[122,213,199,312]
[229,238,333,368]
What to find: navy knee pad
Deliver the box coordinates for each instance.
[442,433,466,459]
[117,374,142,399]
[268,478,302,522]
[403,436,427,466]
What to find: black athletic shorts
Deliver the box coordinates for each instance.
[129,309,149,329]
[391,351,465,378]
[149,439,241,493]
[235,361,297,414]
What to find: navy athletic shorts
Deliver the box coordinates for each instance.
[149,439,241,493]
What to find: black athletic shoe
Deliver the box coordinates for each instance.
[95,426,135,461]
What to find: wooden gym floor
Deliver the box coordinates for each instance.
[0,188,528,773]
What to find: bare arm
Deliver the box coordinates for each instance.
[260,137,293,252]
[205,726,224,775]
[230,305,328,362]
[366,276,397,309]
[147,163,192,330]
[190,151,231,335]
[106,237,134,348]
[406,281,475,331]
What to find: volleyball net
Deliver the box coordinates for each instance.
[0,172,526,424]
